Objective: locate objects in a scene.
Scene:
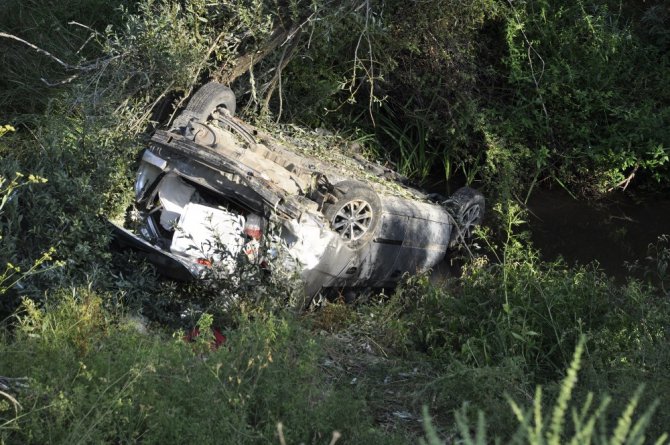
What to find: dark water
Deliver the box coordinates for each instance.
[526,189,670,279]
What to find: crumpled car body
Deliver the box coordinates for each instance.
[111,83,484,301]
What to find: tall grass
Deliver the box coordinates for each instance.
[342,201,670,439]
[0,292,407,444]
[375,105,443,181]
[421,338,669,445]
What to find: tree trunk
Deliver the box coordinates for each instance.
[215,26,298,85]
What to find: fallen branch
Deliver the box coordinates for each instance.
[607,165,639,192]
[0,390,22,414]
[215,26,296,86]
[0,376,29,415]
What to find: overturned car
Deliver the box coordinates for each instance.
[111,82,484,302]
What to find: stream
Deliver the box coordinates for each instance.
[526,189,670,280]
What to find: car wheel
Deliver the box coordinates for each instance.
[184,82,236,119]
[448,186,485,245]
[323,181,382,248]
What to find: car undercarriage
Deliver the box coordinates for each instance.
[111,82,485,303]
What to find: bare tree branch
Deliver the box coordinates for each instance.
[40,75,79,87]
[607,165,639,192]
[215,26,296,86]
[261,29,303,119]
[1,31,119,87]
[0,32,77,70]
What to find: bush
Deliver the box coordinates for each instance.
[483,0,670,194]
[354,212,670,439]
[0,0,238,304]
[0,290,406,444]
[422,337,669,445]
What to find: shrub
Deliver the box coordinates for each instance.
[356,205,670,438]
[0,290,406,444]
[484,0,670,194]
[421,337,670,445]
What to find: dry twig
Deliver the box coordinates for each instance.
[607,165,639,192]
[0,31,118,86]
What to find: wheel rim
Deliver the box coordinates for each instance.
[332,199,374,241]
[460,204,481,237]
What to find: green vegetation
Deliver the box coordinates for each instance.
[2,294,399,443]
[1,0,669,443]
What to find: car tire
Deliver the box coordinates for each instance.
[171,82,236,132]
[184,82,236,119]
[323,181,382,249]
[448,186,485,245]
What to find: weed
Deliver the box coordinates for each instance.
[426,337,670,445]
[0,128,62,299]
[0,291,407,444]
[375,103,443,181]
[350,209,670,438]
[626,235,670,296]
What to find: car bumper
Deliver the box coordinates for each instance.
[109,221,201,281]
